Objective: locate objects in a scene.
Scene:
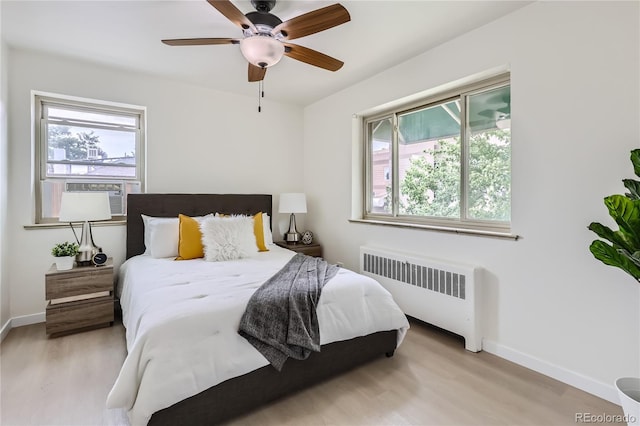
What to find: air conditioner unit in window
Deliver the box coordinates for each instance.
[65,180,140,216]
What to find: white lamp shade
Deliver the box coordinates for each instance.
[279,193,307,214]
[59,192,112,222]
[240,35,285,68]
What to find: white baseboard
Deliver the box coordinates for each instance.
[483,339,619,405]
[12,312,45,327]
[0,312,45,343]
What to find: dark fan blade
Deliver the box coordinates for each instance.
[248,64,267,82]
[283,43,343,71]
[162,38,239,46]
[207,0,256,32]
[273,4,350,41]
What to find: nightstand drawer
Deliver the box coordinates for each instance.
[45,266,113,300]
[46,297,114,335]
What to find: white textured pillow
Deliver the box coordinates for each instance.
[201,215,257,262]
[215,212,273,247]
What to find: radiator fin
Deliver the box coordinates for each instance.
[363,253,466,300]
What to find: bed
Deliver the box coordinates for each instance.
[107,194,409,425]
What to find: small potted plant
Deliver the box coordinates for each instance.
[588,149,640,425]
[51,241,79,271]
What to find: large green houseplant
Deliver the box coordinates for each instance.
[588,149,640,424]
[589,149,640,281]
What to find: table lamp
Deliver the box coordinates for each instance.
[279,193,307,243]
[59,192,112,265]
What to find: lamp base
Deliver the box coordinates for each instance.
[284,232,301,243]
[284,213,301,243]
[75,221,101,266]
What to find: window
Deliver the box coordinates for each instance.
[34,93,146,223]
[363,74,511,233]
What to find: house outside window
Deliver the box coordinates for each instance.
[364,73,511,234]
[34,93,146,223]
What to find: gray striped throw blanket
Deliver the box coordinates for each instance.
[238,253,339,371]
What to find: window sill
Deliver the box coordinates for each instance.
[349,218,520,240]
[24,220,127,230]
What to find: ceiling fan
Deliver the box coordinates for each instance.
[162,0,351,83]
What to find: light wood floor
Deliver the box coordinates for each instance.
[1,318,622,426]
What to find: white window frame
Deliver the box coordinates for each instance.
[359,73,512,236]
[33,91,146,224]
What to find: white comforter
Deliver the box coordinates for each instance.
[106,245,409,425]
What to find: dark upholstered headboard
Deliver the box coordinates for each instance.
[126,194,272,259]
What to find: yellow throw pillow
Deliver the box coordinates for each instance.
[253,212,268,252]
[217,212,268,252]
[176,214,206,260]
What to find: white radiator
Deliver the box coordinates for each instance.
[360,246,482,352]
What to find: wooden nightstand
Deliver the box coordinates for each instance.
[45,259,114,336]
[275,241,322,258]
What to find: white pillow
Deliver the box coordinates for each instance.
[262,213,273,245]
[141,214,213,258]
[141,215,179,258]
[215,212,273,246]
[201,215,257,262]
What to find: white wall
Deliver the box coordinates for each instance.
[304,1,639,402]
[0,8,10,330]
[6,48,304,319]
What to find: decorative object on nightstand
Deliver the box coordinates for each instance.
[92,250,108,266]
[45,257,115,336]
[51,241,80,271]
[59,192,112,266]
[275,241,322,258]
[279,193,307,243]
[302,230,313,245]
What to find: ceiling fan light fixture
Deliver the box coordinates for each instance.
[240,35,284,68]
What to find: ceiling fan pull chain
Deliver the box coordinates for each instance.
[257,79,266,112]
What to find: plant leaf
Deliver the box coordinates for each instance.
[588,221,633,251]
[623,179,640,200]
[588,221,633,252]
[589,240,640,281]
[604,195,640,249]
[627,250,640,268]
[632,149,640,178]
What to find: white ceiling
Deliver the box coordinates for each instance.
[1,0,531,106]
